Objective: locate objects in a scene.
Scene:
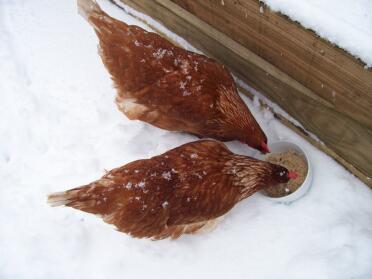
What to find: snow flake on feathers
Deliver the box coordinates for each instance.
[153,48,173,59]
[179,81,186,90]
[180,60,190,74]
[193,61,199,71]
[173,58,181,66]
[124,182,133,189]
[193,172,203,180]
[162,171,172,181]
[153,48,167,59]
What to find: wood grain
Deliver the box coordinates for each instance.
[172,0,372,129]
[117,0,372,188]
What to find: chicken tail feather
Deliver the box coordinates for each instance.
[77,0,102,20]
[47,187,94,211]
[47,189,81,207]
[47,182,111,215]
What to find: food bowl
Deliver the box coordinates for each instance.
[255,141,313,203]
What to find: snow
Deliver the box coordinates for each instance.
[236,78,324,144]
[137,181,146,189]
[0,1,371,279]
[162,171,172,181]
[179,81,186,89]
[262,0,372,67]
[152,48,167,59]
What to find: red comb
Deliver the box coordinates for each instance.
[287,171,298,179]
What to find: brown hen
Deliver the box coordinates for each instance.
[48,140,294,239]
[77,0,269,153]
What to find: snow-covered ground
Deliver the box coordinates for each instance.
[0,1,371,278]
[262,0,372,67]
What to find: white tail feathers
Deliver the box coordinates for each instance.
[77,0,102,20]
[47,190,78,207]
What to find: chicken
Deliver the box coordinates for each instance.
[48,140,296,239]
[77,0,269,153]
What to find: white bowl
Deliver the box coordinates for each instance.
[255,141,313,203]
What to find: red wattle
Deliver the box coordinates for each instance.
[261,142,270,154]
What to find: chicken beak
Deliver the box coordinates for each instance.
[287,171,298,179]
[260,142,270,154]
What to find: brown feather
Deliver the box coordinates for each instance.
[48,140,290,239]
[78,0,267,152]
